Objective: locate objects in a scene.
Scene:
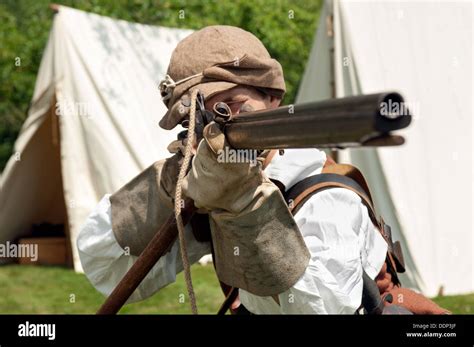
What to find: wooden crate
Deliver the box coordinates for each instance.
[17,237,67,266]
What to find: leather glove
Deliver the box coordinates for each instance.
[181,122,310,296]
[182,122,265,213]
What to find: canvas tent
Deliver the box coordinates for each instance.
[297,0,473,297]
[0,6,191,271]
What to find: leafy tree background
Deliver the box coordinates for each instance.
[0,0,322,171]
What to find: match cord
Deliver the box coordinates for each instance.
[174,89,199,314]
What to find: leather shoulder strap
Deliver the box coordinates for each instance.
[320,163,374,203]
[285,163,405,278]
[286,164,377,226]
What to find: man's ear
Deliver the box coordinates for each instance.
[269,96,282,109]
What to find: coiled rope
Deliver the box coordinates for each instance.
[174,89,199,314]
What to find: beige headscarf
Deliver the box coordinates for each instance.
[158,25,286,130]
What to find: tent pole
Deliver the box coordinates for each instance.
[327,11,339,163]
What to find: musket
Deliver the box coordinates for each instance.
[223,92,410,149]
[97,91,412,314]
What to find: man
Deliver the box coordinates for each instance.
[78,25,447,314]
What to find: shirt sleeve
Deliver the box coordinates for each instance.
[239,187,388,314]
[77,194,212,303]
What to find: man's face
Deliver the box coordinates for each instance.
[205,85,281,115]
[189,85,281,152]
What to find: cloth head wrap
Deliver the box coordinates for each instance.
[158,25,286,130]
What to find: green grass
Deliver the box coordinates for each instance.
[0,264,223,314]
[432,293,474,315]
[0,264,472,314]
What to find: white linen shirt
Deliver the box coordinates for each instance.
[77,148,387,313]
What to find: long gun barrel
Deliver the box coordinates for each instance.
[223,92,411,149]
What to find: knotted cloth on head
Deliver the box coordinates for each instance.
[158,25,286,130]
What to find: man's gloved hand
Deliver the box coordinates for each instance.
[181,122,310,296]
[182,122,264,213]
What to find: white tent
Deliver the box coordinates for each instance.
[297,0,472,296]
[0,6,191,271]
